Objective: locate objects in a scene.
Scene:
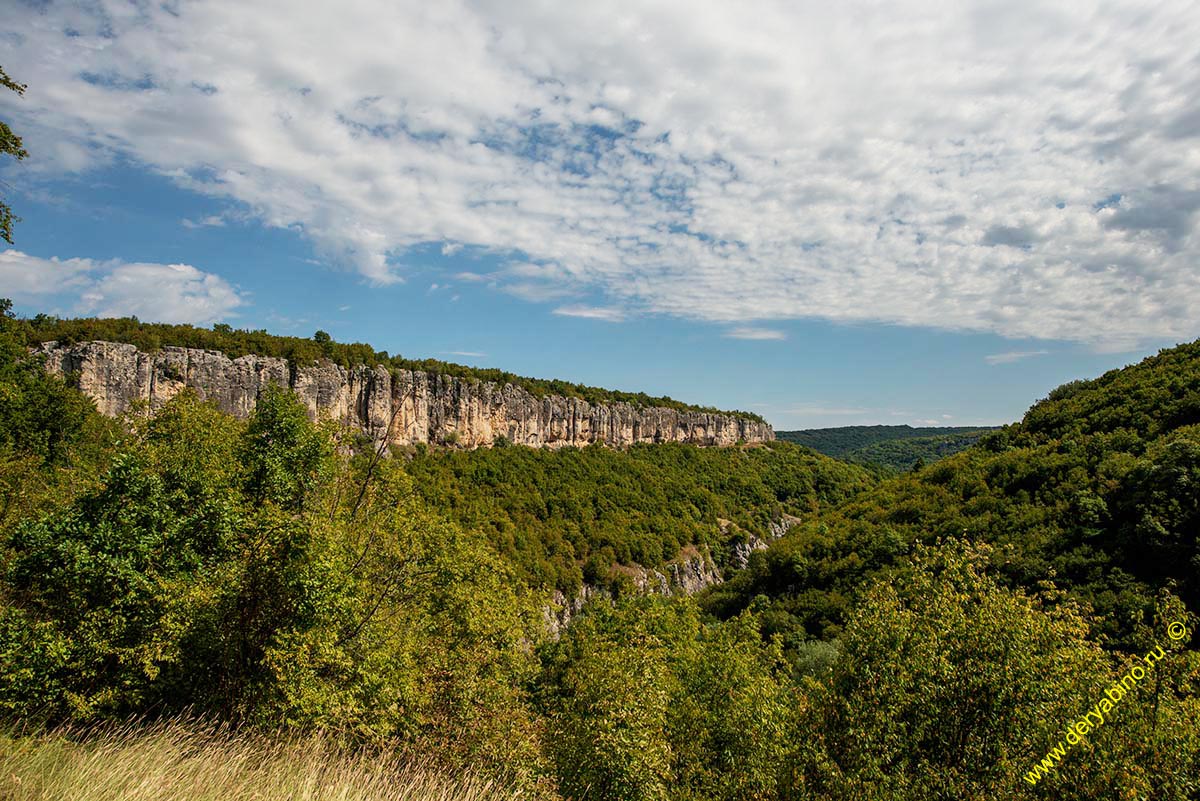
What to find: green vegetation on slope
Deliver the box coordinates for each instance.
[777,424,996,469]
[783,542,1199,800]
[22,314,766,422]
[4,302,1200,801]
[0,387,547,776]
[402,441,875,593]
[707,341,1200,650]
[841,429,995,470]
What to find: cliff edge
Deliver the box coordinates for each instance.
[38,340,774,449]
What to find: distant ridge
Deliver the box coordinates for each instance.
[776,424,998,469]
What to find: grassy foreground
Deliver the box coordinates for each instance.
[0,722,524,801]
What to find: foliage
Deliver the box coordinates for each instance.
[0,66,28,245]
[0,388,546,784]
[545,600,678,801]
[542,597,798,801]
[2,310,1200,799]
[403,441,875,592]
[706,340,1200,650]
[786,542,1200,801]
[776,425,996,461]
[0,300,107,470]
[0,299,113,533]
[841,430,996,471]
[23,314,766,422]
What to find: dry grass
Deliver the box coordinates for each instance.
[0,721,529,801]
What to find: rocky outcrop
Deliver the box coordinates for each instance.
[726,513,802,570]
[37,341,774,449]
[542,548,724,637]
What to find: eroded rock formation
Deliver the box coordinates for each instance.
[37,340,774,449]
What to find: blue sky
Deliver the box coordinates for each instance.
[2,1,1198,430]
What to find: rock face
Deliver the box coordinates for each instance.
[726,513,801,570]
[37,341,774,449]
[542,548,724,637]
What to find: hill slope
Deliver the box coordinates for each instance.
[8,310,862,597]
[403,441,875,593]
[777,424,996,469]
[706,340,1200,648]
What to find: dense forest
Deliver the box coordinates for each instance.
[2,305,1199,801]
[403,442,873,592]
[708,343,1200,650]
[777,424,996,469]
[23,314,765,422]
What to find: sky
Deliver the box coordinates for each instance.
[1,0,1198,430]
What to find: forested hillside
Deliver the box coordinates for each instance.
[777,424,996,469]
[707,342,1200,648]
[2,304,1199,801]
[403,442,873,592]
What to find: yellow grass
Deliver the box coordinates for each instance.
[0,721,528,801]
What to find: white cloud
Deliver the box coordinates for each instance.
[445,350,487,357]
[552,305,625,322]
[724,327,785,341]
[985,349,1051,365]
[4,1,1200,348]
[0,250,94,295]
[1,249,244,325]
[181,214,227,229]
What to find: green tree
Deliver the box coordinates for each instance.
[0,394,244,719]
[544,597,801,801]
[784,541,1199,801]
[1,66,28,245]
[670,611,797,801]
[0,299,100,468]
[547,601,678,801]
[0,300,111,533]
[241,385,332,511]
[0,387,550,789]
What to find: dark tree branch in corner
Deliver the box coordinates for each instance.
[0,65,29,245]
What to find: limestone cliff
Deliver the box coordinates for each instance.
[37,340,774,449]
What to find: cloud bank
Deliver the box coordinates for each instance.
[3,0,1199,349]
[0,249,245,324]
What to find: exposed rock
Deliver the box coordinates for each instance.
[727,513,803,571]
[37,341,774,449]
[542,549,724,637]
